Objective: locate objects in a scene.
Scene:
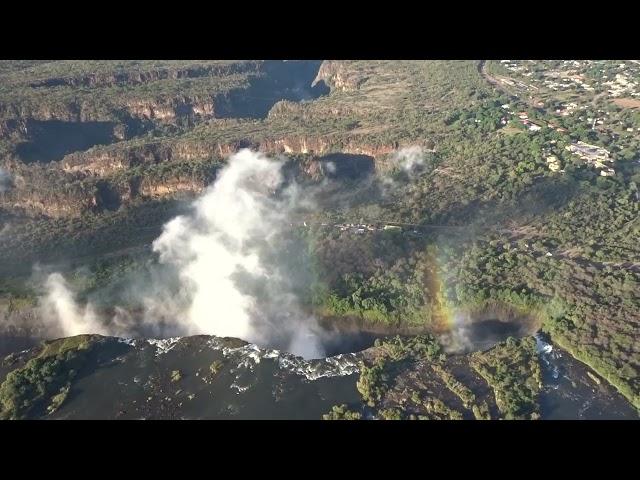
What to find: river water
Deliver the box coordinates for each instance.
[1,327,637,419]
[535,332,638,420]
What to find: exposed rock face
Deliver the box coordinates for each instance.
[0,62,269,134]
[138,178,206,199]
[26,62,263,90]
[61,143,176,175]
[2,176,208,219]
[0,60,398,219]
[0,102,85,123]
[0,62,261,121]
[1,131,401,218]
[262,136,397,158]
[0,118,28,138]
[0,96,218,126]
[62,151,130,176]
[0,163,111,218]
[123,97,216,122]
[267,100,354,120]
[6,190,96,219]
[60,136,398,177]
[313,61,367,92]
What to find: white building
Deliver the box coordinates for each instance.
[546,155,561,172]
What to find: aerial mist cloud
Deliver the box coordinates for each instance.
[439,311,475,353]
[379,146,428,197]
[41,273,109,337]
[36,147,432,358]
[150,149,324,357]
[40,149,325,358]
[392,146,427,173]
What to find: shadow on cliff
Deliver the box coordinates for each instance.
[16,120,117,164]
[216,60,330,119]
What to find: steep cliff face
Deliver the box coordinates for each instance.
[1,135,395,219]
[15,120,119,164]
[1,60,333,169]
[123,96,216,122]
[137,177,206,199]
[62,150,130,176]
[61,143,176,175]
[267,99,354,120]
[0,60,403,219]
[59,135,397,177]
[261,136,397,158]
[26,62,263,90]
[1,91,413,217]
[0,163,110,218]
[0,61,263,123]
[0,302,43,356]
[5,183,117,219]
[4,61,326,125]
[312,61,367,92]
[0,118,28,138]
[6,192,96,219]
[0,102,78,122]
[0,97,216,126]
[0,156,214,219]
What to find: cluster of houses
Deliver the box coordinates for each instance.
[542,64,639,98]
[565,141,615,176]
[297,221,422,236]
[494,62,637,179]
[499,60,526,72]
[552,104,619,134]
[332,223,415,235]
[334,223,379,234]
[603,71,639,98]
[500,60,595,93]
[545,140,618,177]
[554,102,579,116]
[494,63,633,136]
[498,61,538,90]
[501,60,640,103]
[519,114,543,131]
[542,75,595,93]
[499,77,537,92]
[505,107,568,133]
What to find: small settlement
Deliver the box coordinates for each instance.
[565,141,615,176]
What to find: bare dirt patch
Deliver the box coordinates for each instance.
[613,97,640,109]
